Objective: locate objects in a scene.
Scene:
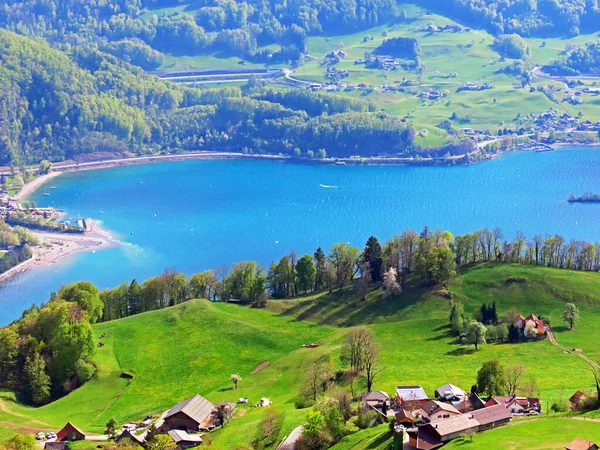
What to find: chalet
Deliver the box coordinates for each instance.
[56,422,86,442]
[420,401,461,422]
[361,391,390,415]
[570,390,588,411]
[411,404,511,449]
[168,430,203,449]
[565,438,599,450]
[162,395,215,433]
[434,384,466,404]
[485,395,541,415]
[396,386,429,408]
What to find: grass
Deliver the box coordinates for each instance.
[1,264,599,448]
[444,418,600,449]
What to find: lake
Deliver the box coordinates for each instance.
[1,146,599,324]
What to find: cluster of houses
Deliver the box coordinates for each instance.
[362,383,541,449]
[513,313,547,339]
[420,23,471,34]
[534,111,600,133]
[457,81,495,92]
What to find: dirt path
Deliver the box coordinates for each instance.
[546,327,600,370]
[251,361,270,374]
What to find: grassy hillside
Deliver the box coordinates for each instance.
[1,264,599,448]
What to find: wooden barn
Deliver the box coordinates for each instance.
[56,422,86,442]
[162,395,215,433]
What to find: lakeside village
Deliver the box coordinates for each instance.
[36,316,594,450]
[0,185,88,233]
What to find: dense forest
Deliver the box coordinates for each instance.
[0,0,394,62]
[0,29,419,165]
[406,0,600,36]
[0,282,101,405]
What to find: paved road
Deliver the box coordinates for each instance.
[277,425,304,450]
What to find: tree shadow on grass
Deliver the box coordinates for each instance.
[426,329,454,341]
[433,323,451,332]
[366,431,393,449]
[446,347,475,357]
[552,325,571,333]
[217,387,233,392]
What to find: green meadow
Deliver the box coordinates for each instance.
[1,264,599,448]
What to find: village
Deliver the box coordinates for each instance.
[34,377,595,450]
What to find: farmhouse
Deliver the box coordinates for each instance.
[570,390,588,411]
[513,314,546,338]
[396,386,429,408]
[44,443,68,450]
[116,429,146,445]
[485,394,541,415]
[435,384,466,404]
[162,395,215,433]
[454,393,486,413]
[361,391,390,415]
[420,400,461,422]
[411,404,511,449]
[56,422,86,442]
[565,437,599,450]
[168,430,203,449]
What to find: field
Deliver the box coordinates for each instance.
[1,264,600,448]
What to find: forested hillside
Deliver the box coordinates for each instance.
[0,0,394,62]
[0,29,420,165]
[405,0,600,36]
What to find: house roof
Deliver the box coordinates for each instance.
[415,427,444,450]
[165,395,215,425]
[362,391,389,402]
[168,430,203,444]
[425,413,478,438]
[570,390,587,404]
[435,384,465,400]
[56,422,86,441]
[395,408,415,422]
[471,403,512,426]
[454,393,486,413]
[396,386,428,402]
[565,437,598,450]
[422,400,460,416]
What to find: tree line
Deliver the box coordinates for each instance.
[78,226,600,325]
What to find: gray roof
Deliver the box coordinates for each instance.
[470,403,512,426]
[363,391,389,402]
[396,385,428,402]
[168,430,203,444]
[165,395,215,425]
[422,400,461,416]
[435,384,465,400]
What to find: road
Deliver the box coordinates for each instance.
[546,327,600,371]
[277,425,304,450]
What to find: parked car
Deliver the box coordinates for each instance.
[144,414,152,421]
[46,432,56,439]
[239,397,249,404]
[35,432,45,440]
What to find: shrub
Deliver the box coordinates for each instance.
[355,410,381,430]
[295,396,315,409]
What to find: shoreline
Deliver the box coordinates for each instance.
[0,222,112,285]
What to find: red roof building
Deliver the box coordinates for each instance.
[56,422,86,442]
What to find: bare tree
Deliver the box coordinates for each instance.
[504,365,525,395]
[358,261,371,300]
[363,334,382,392]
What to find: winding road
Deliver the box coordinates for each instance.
[546,327,600,371]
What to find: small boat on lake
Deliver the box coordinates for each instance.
[43,192,50,196]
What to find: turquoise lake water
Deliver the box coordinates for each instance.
[1,146,599,324]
